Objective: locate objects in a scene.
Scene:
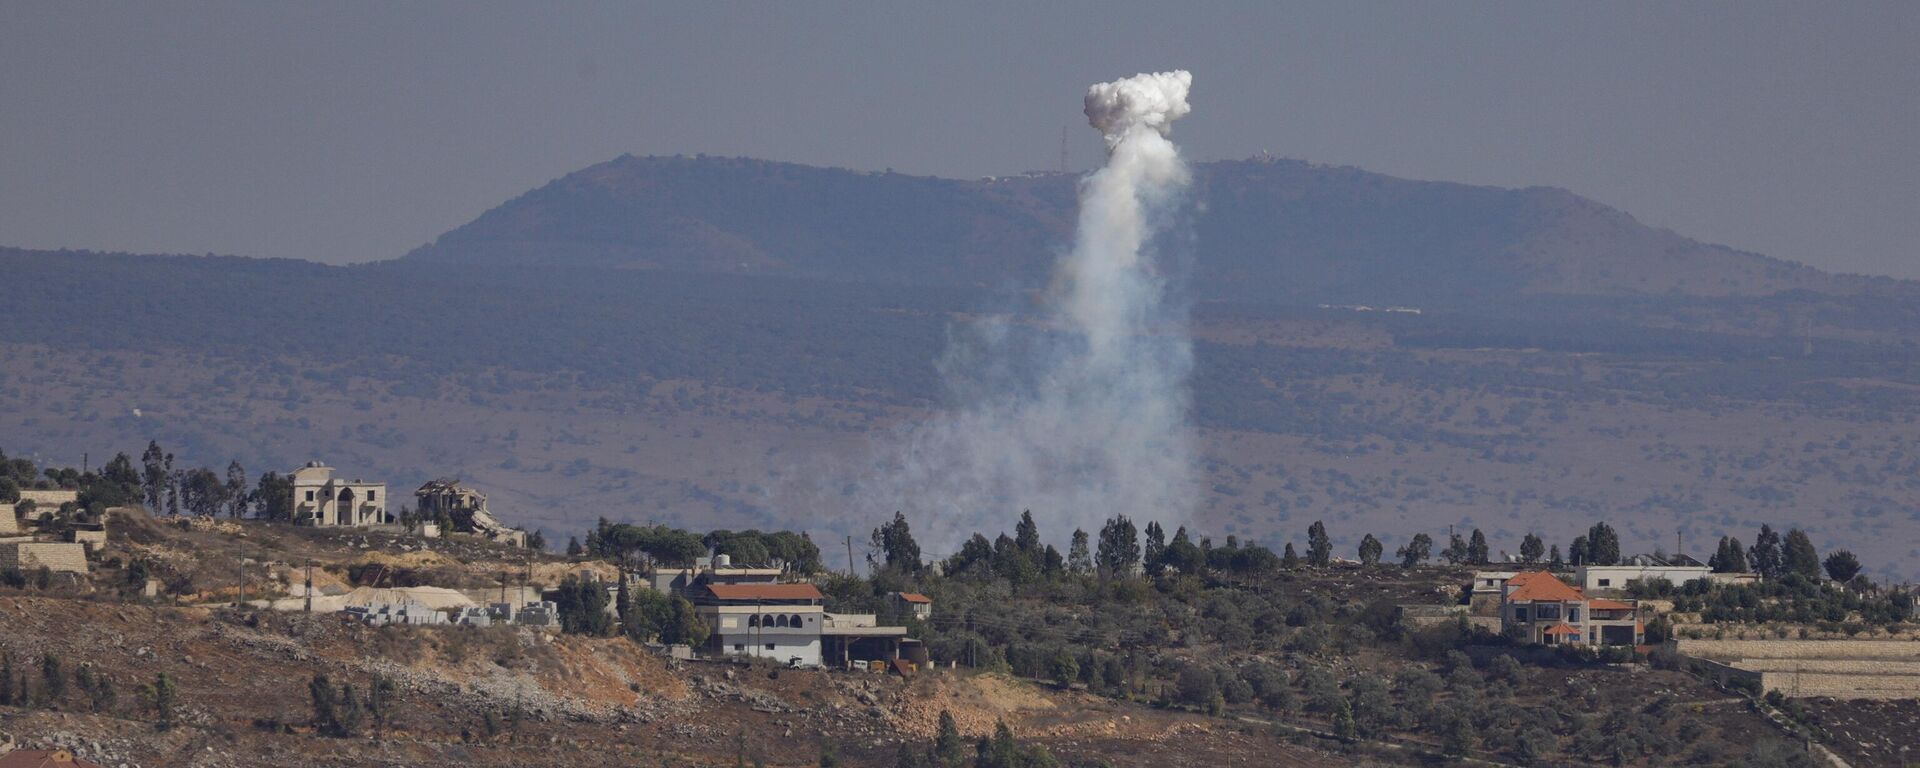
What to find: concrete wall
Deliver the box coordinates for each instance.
[1576,565,1711,593]
[0,542,89,574]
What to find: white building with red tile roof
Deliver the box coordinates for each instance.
[694,581,826,667]
[1500,571,1643,647]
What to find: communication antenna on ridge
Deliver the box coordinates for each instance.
[1059,124,1070,173]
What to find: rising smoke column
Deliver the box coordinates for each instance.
[858,70,1198,553]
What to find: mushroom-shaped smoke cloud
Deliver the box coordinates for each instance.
[1084,70,1193,147]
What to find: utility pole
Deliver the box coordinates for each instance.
[846,535,856,576]
[304,561,313,613]
[237,556,245,607]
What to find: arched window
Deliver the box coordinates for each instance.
[789,614,803,628]
[748,615,759,628]
[761,614,774,628]
[775,615,790,628]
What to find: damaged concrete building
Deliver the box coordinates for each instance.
[414,479,527,547]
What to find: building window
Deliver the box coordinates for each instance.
[1598,578,1611,587]
[305,490,315,501]
[367,490,377,501]
[765,643,776,650]
[734,644,744,651]
[1514,607,1528,622]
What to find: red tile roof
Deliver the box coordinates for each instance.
[703,583,823,601]
[0,751,106,768]
[1504,572,1587,603]
[1542,624,1581,636]
[896,592,932,604]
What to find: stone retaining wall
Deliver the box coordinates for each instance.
[1759,671,1920,700]
[1677,638,1920,661]
[12,490,78,506]
[1734,659,1920,676]
[0,542,89,574]
[1677,637,1920,700]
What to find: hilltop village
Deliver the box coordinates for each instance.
[1,444,1917,767]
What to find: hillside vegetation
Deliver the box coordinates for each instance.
[3,155,1920,581]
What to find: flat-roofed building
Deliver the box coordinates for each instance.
[290,461,388,527]
[695,582,825,667]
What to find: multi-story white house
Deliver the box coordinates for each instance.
[1501,571,1643,647]
[695,582,826,667]
[290,461,388,527]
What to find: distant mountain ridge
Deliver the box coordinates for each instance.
[403,154,1908,305]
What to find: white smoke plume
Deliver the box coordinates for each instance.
[843,70,1198,555]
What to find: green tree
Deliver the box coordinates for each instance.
[1824,550,1862,583]
[1357,534,1383,566]
[366,674,398,738]
[1466,529,1490,565]
[1331,696,1357,741]
[622,585,671,642]
[1066,529,1091,575]
[140,441,166,511]
[1585,522,1621,566]
[1518,532,1545,564]
[871,512,923,574]
[1568,535,1589,566]
[75,664,115,713]
[1782,529,1821,580]
[1175,665,1217,709]
[1014,511,1040,556]
[1094,516,1139,578]
[0,652,17,706]
[1281,542,1300,569]
[1141,521,1166,577]
[250,471,294,521]
[223,461,248,518]
[660,595,709,647]
[39,654,63,706]
[144,672,176,729]
[1548,544,1564,569]
[310,673,344,736]
[933,709,966,767]
[1441,532,1469,564]
[1397,533,1433,568]
[1749,525,1784,579]
[554,576,612,636]
[1711,536,1749,573]
[1048,649,1078,690]
[1163,527,1203,575]
[1306,521,1332,567]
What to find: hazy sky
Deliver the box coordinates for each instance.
[3,2,1915,277]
